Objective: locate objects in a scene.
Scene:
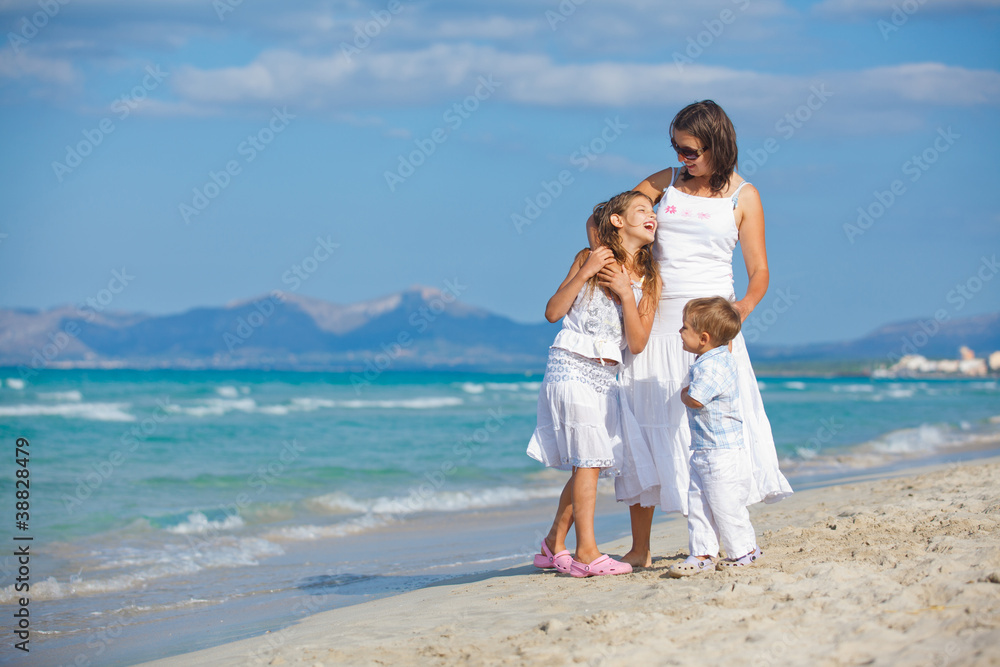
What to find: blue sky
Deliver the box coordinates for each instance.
[1,0,998,346]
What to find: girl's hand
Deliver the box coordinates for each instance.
[581,246,616,279]
[596,263,631,299]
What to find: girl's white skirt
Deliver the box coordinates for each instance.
[527,348,658,498]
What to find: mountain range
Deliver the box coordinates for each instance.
[1,287,997,373]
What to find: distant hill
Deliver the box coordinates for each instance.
[0,290,995,373]
[747,311,1000,365]
[0,287,559,372]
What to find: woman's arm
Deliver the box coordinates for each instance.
[732,183,769,322]
[586,168,674,248]
[545,247,616,322]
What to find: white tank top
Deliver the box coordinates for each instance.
[655,169,749,300]
[552,281,644,363]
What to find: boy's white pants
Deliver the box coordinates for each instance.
[687,448,757,559]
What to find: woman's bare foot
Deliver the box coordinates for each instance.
[621,549,652,568]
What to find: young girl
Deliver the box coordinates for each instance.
[527,191,661,577]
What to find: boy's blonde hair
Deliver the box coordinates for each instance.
[683,296,741,346]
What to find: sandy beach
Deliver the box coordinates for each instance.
[138,456,1000,667]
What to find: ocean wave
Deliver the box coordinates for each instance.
[830,384,874,393]
[784,418,1000,476]
[0,537,283,603]
[215,386,240,398]
[37,390,84,401]
[783,381,807,390]
[166,395,464,417]
[165,512,245,535]
[459,382,485,394]
[309,485,562,517]
[262,513,395,542]
[5,378,25,390]
[165,398,258,417]
[0,402,134,422]
[866,423,962,454]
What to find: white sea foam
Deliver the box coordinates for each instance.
[0,537,283,603]
[867,423,958,454]
[459,382,485,394]
[167,395,463,417]
[783,381,807,390]
[882,388,915,399]
[37,390,83,401]
[215,386,240,398]
[262,514,394,542]
[165,398,258,417]
[310,485,562,517]
[332,397,464,410]
[5,378,25,390]
[831,384,874,393]
[0,402,135,421]
[757,381,767,391]
[165,512,245,535]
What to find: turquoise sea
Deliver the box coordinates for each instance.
[0,369,998,665]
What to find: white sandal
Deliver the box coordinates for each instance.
[668,555,716,578]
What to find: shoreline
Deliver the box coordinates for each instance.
[137,452,1000,667]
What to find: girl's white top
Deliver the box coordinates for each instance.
[655,179,750,299]
[551,280,643,364]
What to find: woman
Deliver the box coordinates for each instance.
[588,100,793,568]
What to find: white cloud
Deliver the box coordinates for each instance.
[166,44,1000,126]
[814,0,1000,16]
[0,50,77,84]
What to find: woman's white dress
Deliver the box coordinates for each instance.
[617,172,793,512]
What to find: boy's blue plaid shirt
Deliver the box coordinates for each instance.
[685,345,743,450]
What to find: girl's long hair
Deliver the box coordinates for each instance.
[588,191,661,315]
[670,100,738,195]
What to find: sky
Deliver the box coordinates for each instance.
[0,0,998,346]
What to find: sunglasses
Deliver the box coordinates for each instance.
[671,139,707,161]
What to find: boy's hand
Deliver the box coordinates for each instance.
[680,386,704,409]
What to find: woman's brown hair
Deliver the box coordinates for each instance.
[670,100,738,195]
[587,191,661,315]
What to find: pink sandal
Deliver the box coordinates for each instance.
[569,554,633,578]
[534,540,572,573]
[533,540,556,569]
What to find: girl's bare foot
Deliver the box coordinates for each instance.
[621,549,652,568]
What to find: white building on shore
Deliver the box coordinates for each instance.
[883,346,997,377]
